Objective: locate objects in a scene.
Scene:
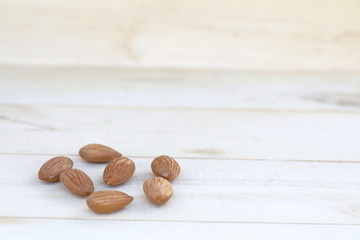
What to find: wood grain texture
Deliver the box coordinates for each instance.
[1,65,360,237]
[0,104,359,161]
[2,218,360,240]
[0,0,359,72]
[1,66,360,110]
[1,154,360,224]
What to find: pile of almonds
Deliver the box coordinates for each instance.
[38,144,181,213]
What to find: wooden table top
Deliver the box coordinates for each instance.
[1,66,360,239]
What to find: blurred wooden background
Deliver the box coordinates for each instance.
[0,0,359,72]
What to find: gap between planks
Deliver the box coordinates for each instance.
[1,103,360,114]
[2,64,360,75]
[1,152,359,164]
[1,216,360,226]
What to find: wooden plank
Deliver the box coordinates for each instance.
[1,154,360,224]
[1,66,360,110]
[0,0,359,71]
[1,217,360,240]
[0,104,359,161]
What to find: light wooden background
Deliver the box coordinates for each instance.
[1,0,360,239]
[1,0,360,72]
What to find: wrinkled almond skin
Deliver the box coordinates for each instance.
[79,144,122,163]
[86,190,134,213]
[38,156,73,182]
[60,169,94,196]
[103,157,135,185]
[143,177,173,205]
[151,155,180,181]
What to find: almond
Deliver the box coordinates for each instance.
[38,156,73,182]
[79,143,122,163]
[143,177,173,205]
[86,190,134,213]
[103,157,135,185]
[151,155,180,181]
[60,169,94,196]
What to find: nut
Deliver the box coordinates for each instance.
[103,157,136,185]
[79,143,122,163]
[143,177,173,205]
[86,190,134,213]
[38,156,73,182]
[60,169,94,196]
[151,155,180,181]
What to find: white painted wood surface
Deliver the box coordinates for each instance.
[1,105,360,161]
[2,218,360,240]
[1,154,360,224]
[1,66,360,239]
[1,0,360,72]
[1,66,360,110]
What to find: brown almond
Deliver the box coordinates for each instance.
[143,177,173,205]
[103,157,135,185]
[151,155,180,181]
[38,156,73,182]
[79,143,122,163]
[86,190,134,213]
[60,169,94,196]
